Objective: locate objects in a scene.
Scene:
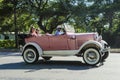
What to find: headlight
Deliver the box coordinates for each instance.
[94,32,99,40]
[97,35,102,42]
[104,43,109,48]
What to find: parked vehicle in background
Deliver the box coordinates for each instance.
[20,24,110,66]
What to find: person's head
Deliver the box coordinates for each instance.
[57,28,62,31]
[56,26,62,31]
[30,26,36,33]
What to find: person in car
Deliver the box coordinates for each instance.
[36,28,42,36]
[55,26,65,36]
[29,26,37,36]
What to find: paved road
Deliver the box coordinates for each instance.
[0,52,120,80]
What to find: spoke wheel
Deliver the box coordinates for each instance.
[83,48,101,66]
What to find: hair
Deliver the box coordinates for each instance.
[29,26,35,34]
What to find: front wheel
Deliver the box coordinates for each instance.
[23,47,39,64]
[83,48,101,66]
[102,52,109,60]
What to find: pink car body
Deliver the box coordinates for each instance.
[25,33,96,51]
[22,32,110,66]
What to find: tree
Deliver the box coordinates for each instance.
[0,0,13,32]
[16,0,73,33]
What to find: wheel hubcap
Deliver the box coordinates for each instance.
[86,51,97,62]
[26,51,35,61]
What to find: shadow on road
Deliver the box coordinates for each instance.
[0,59,101,72]
[0,52,21,57]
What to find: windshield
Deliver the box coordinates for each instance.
[62,24,75,33]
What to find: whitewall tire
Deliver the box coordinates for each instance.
[83,48,101,66]
[23,47,39,64]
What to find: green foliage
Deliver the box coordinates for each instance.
[0,0,120,34]
[0,0,14,32]
[0,40,15,48]
[1,0,120,47]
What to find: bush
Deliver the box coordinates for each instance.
[0,40,15,48]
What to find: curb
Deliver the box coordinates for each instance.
[0,48,20,52]
[110,49,120,53]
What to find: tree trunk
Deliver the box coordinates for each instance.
[37,17,47,33]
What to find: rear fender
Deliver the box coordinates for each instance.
[22,42,43,56]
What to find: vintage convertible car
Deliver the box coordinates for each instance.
[21,27,110,66]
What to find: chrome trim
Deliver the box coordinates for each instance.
[101,46,110,53]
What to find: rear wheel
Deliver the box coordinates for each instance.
[83,48,101,66]
[23,47,39,64]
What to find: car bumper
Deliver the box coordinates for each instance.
[101,46,110,53]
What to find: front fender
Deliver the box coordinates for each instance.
[100,40,108,47]
[22,42,43,56]
[100,40,110,53]
[79,40,103,52]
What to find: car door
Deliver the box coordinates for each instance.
[67,34,77,50]
[25,36,50,50]
[49,35,69,50]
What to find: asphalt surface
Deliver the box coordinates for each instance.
[0,52,120,80]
